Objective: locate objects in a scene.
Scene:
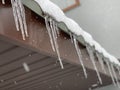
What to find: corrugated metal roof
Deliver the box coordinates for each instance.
[0,39,112,90]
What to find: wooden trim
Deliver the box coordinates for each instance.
[63,0,80,12]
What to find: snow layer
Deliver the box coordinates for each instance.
[34,0,120,66]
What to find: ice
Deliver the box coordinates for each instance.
[92,83,98,87]
[86,45,102,84]
[11,0,28,40]
[96,53,106,74]
[73,35,87,78]
[111,65,120,88]
[45,15,55,51]
[2,0,5,4]
[50,18,64,69]
[117,66,120,76]
[106,61,116,86]
[45,16,64,69]
[69,32,74,43]
[23,62,30,72]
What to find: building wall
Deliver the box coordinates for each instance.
[51,0,120,58]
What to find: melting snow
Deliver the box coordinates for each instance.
[14,81,18,85]
[23,62,30,72]
[111,64,120,88]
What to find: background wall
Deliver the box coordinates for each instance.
[50,0,120,58]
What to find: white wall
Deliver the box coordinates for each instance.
[51,0,120,58]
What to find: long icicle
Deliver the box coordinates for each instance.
[96,53,106,74]
[111,65,120,88]
[73,35,87,78]
[11,0,20,31]
[117,66,120,76]
[106,61,116,86]
[70,32,74,43]
[11,0,28,40]
[18,0,28,37]
[50,18,64,69]
[55,22,60,36]
[86,45,102,84]
[16,0,25,40]
[45,16,55,51]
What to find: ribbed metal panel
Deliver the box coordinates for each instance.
[0,39,112,90]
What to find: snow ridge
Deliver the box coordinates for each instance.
[34,0,120,67]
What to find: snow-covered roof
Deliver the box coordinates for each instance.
[34,0,120,67]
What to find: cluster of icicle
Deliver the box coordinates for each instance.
[45,16,64,69]
[35,0,120,87]
[2,0,28,40]
[11,0,28,40]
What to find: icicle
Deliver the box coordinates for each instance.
[2,0,5,4]
[11,0,20,31]
[49,18,64,69]
[18,0,28,37]
[23,62,30,72]
[96,53,106,74]
[117,66,120,76]
[106,61,116,86]
[45,16,64,69]
[55,22,60,36]
[111,65,120,88]
[51,20,58,39]
[45,16,55,51]
[69,32,74,43]
[73,35,87,78]
[86,45,102,84]
[11,0,28,40]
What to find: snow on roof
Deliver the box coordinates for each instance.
[34,0,120,66]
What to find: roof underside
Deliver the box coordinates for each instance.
[0,34,112,90]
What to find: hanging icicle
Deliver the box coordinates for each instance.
[86,44,102,84]
[106,61,116,86]
[45,15,55,51]
[69,32,74,43]
[96,53,106,74]
[11,0,28,40]
[117,66,120,76]
[45,15,64,69]
[111,65,120,88]
[73,35,87,78]
[2,0,5,4]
